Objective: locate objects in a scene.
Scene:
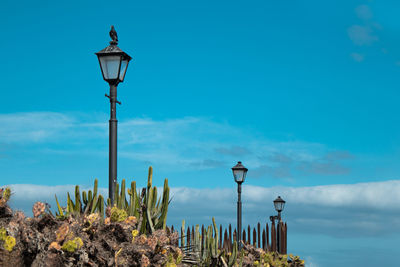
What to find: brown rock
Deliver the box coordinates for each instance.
[140,254,150,267]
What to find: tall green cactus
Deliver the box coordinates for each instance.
[54,194,65,219]
[106,166,171,235]
[185,218,238,267]
[54,178,105,219]
[181,220,186,248]
[212,217,219,258]
[228,241,238,267]
[53,167,170,227]
[75,185,81,213]
[62,185,83,216]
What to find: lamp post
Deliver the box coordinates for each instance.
[232,161,248,250]
[96,26,132,205]
[270,196,286,253]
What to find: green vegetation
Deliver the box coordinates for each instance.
[0,227,16,252]
[110,206,128,222]
[0,167,304,266]
[54,166,170,235]
[61,237,83,253]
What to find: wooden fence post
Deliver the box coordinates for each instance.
[266,223,270,251]
[262,229,266,250]
[257,223,261,248]
[223,229,228,252]
[247,225,251,245]
[271,220,276,252]
[283,223,287,254]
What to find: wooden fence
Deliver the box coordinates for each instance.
[168,220,287,254]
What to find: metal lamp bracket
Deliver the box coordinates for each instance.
[105,93,121,105]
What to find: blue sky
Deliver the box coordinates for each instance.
[1,0,400,266]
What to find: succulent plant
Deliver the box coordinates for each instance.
[61,237,83,253]
[32,202,46,218]
[108,166,170,235]
[54,179,105,219]
[182,217,238,267]
[131,229,139,242]
[0,187,11,207]
[110,206,128,222]
[0,227,16,252]
[55,223,70,243]
[3,235,16,252]
[250,251,303,267]
[288,254,305,266]
[0,227,6,240]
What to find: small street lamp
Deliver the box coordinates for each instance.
[232,161,248,250]
[96,26,132,205]
[270,196,286,253]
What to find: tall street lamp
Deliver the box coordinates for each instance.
[96,26,132,205]
[232,161,248,250]
[270,196,286,253]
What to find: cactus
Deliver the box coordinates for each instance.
[184,218,238,267]
[212,217,219,258]
[2,187,11,201]
[127,181,138,217]
[119,179,126,210]
[54,178,106,219]
[227,241,238,267]
[0,187,11,207]
[82,191,87,206]
[54,194,66,219]
[97,195,105,219]
[106,166,170,235]
[0,228,6,241]
[74,185,81,213]
[89,180,99,214]
[194,225,201,256]
[181,219,185,248]
[52,167,169,229]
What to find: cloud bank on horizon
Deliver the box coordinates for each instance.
[5,179,400,238]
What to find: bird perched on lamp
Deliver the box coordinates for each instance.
[109,25,118,44]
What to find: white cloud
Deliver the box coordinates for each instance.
[347,25,378,46]
[0,112,352,175]
[355,5,373,20]
[5,180,400,237]
[351,52,365,62]
[0,112,76,143]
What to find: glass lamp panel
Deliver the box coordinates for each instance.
[99,55,122,80]
[118,59,129,82]
[274,199,285,212]
[274,202,281,212]
[233,169,245,183]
